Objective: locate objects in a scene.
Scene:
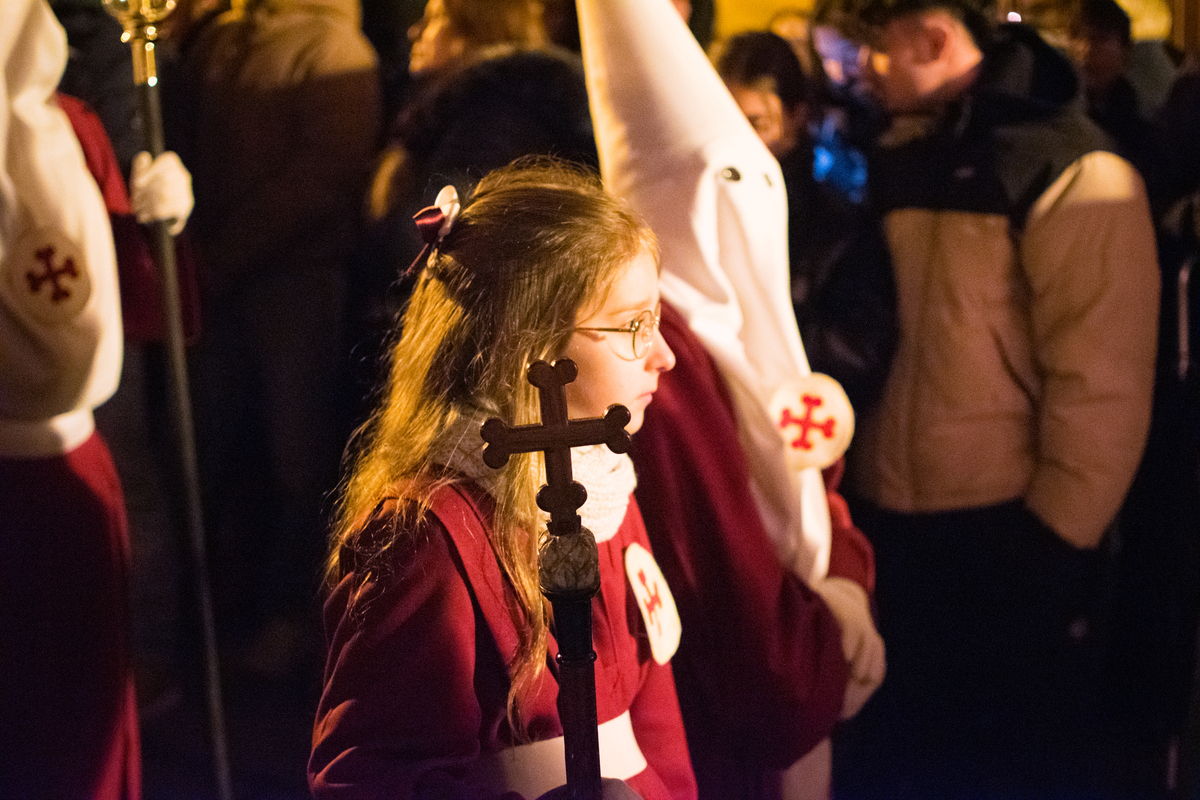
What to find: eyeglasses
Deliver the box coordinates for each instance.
[576,306,662,360]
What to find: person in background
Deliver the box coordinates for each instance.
[169,0,381,681]
[715,30,896,413]
[353,0,596,414]
[828,0,1159,796]
[580,0,887,797]
[309,159,696,799]
[1070,0,1150,161]
[716,31,813,161]
[375,0,591,243]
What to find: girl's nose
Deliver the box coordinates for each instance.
[647,327,676,373]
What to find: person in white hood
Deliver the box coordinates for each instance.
[577,0,886,797]
[0,1,191,796]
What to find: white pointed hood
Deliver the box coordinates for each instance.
[0,0,122,457]
[579,0,832,582]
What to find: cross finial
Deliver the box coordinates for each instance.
[482,360,631,534]
[481,359,631,595]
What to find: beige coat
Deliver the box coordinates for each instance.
[176,0,381,296]
[853,150,1160,550]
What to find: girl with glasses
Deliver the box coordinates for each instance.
[308,158,692,799]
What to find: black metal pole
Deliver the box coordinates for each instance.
[136,79,234,800]
[102,7,234,795]
[547,593,602,800]
[537,364,602,800]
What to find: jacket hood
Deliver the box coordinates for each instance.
[974,22,1080,115]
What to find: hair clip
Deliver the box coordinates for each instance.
[403,184,461,278]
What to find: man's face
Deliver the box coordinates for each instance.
[865,14,946,114]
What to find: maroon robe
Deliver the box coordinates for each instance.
[631,301,875,799]
[0,433,140,800]
[309,481,697,799]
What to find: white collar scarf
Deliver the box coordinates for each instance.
[431,408,636,543]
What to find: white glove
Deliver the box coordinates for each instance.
[129,150,193,236]
[811,576,886,719]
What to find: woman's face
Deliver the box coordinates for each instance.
[727,78,806,158]
[563,249,675,434]
[408,0,468,76]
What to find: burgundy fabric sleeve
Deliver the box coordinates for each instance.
[57,92,201,343]
[309,502,515,800]
[624,642,700,799]
[823,459,876,594]
[55,93,130,213]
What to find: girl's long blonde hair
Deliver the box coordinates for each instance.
[328,158,656,730]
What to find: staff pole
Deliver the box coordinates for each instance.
[483,359,634,799]
[99,4,233,798]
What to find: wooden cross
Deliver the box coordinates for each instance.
[482,359,631,549]
[481,358,631,800]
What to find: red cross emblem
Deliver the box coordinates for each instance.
[779,394,836,451]
[625,542,680,665]
[637,568,663,631]
[26,246,79,303]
